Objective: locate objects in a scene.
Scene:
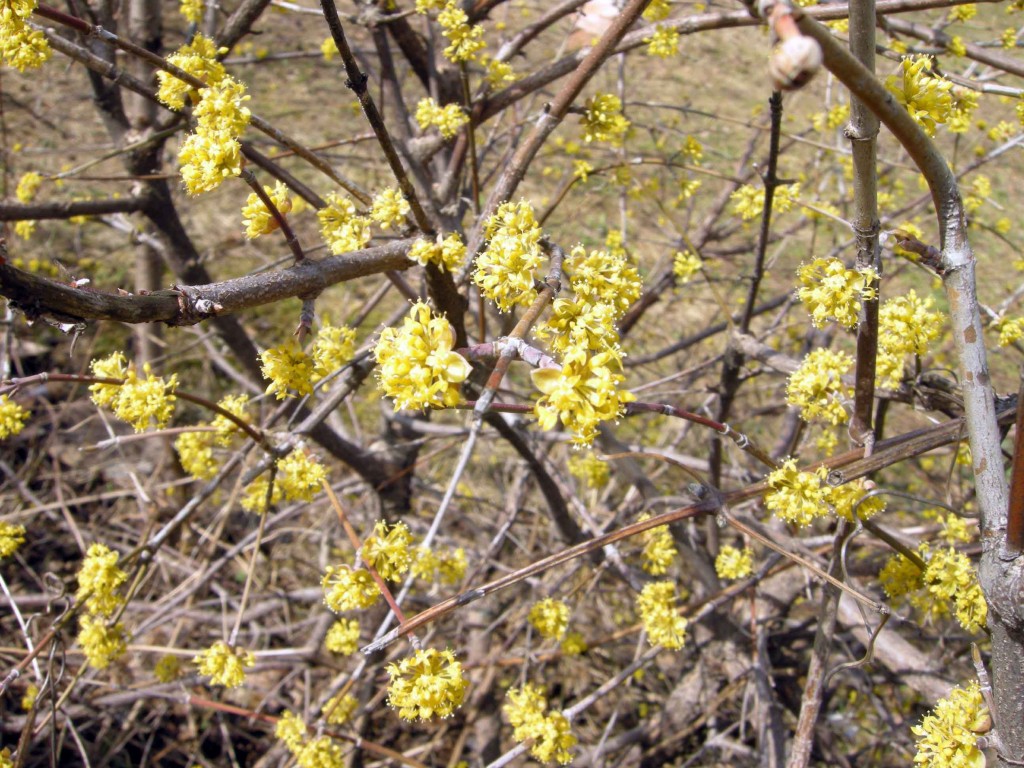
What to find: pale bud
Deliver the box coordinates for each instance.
[769,35,823,91]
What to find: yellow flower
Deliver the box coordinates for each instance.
[411,545,467,584]
[369,187,410,230]
[178,129,243,195]
[636,581,688,650]
[923,547,987,633]
[0,521,26,558]
[474,200,544,312]
[194,641,255,688]
[77,616,127,669]
[673,250,702,284]
[275,449,327,503]
[179,0,203,23]
[880,552,923,599]
[567,451,610,489]
[829,477,886,521]
[154,654,182,682]
[321,36,339,60]
[175,430,218,481]
[386,647,469,721]
[408,232,466,272]
[324,618,360,655]
[15,171,42,203]
[322,565,380,612]
[0,395,28,439]
[528,598,571,641]
[275,710,307,752]
[645,25,679,58]
[75,543,128,617]
[260,340,316,399]
[482,55,517,87]
[295,736,345,768]
[786,348,853,425]
[362,520,414,580]
[912,682,988,767]
[312,322,356,380]
[885,55,953,136]
[373,302,471,411]
[414,97,469,139]
[560,632,587,656]
[642,0,671,21]
[110,363,178,432]
[438,1,486,63]
[0,0,51,71]
[764,458,830,526]
[241,181,291,239]
[322,693,358,725]
[875,290,943,388]
[157,35,227,111]
[638,514,677,575]
[504,684,577,764]
[565,244,642,320]
[715,545,754,580]
[581,93,630,146]
[88,352,128,407]
[797,258,877,329]
[318,193,371,254]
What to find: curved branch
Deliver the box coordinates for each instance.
[0,196,149,221]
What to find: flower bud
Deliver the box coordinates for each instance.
[769,35,823,91]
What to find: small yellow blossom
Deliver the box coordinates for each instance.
[77,616,127,669]
[529,598,571,641]
[408,232,466,272]
[673,250,702,284]
[325,618,360,655]
[475,200,543,312]
[411,545,467,584]
[275,710,308,752]
[156,35,226,111]
[0,521,26,558]
[175,430,218,481]
[322,565,380,612]
[912,682,988,768]
[829,477,886,521]
[636,581,688,649]
[241,181,291,239]
[482,55,517,87]
[15,171,42,203]
[643,0,671,21]
[797,258,877,329]
[923,547,987,633]
[322,693,358,725]
[75,543,128,618]
[415,97,469,139]
[178,129,243,195]
[180,0,203,23]
[260,341,316,399]
[567,451,610,489]
[369,187,410,230]
[0,395,28,439]
[194,641,255,688]
[438,2,486,62]
[715,545,753,580]
[112,363,178,432]
[386,647,469,721]
[764,459,829,526]
[318,193,371,254]
[786,348,853,425]
[362,520,414,580]
[561,632,588,656]
[21,682,37,710]
[581,93,630,146]
[646,25,679,58]
[880,553,923,599]
[504,684,577,765]
[154,654,182,682]
[638,514,677,575]
[885,55,953,136]
[374,302,471,411]
[947,3,976,21]
[13,219,35,239]
[320,36,339,60]
[88,351,128,407]
[0,0,51,71]
[312,322,356,379]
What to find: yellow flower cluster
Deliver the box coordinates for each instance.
[241,449,328,514]
[0,395,28,439]
[504,684,577,765]
[410,545,467,584]
[318,192,371,254]
[154,654,181,682]
[482,55,517,88]
[673,250,703,284]
[996,316,1024,346]
[362,520,414,580]
[408,232,466,272]
[179,0,203,23]
[386,647,469,721]
[763,459,830,526]
[885,55,953,136]
[241,181,291,239]
[75,543,129,669]
[323,692,358,725]
[563,244,642,320]
[875,290,943,389]
[373,301,471,411]
[715,545,754,580]
[259,322,357,399]
[322,565,380,612]
[829,477,886,521]
[561,632,587,656]
[812,103,850,132]
[194,640,255,688]
[912,682,988,768]
[646,25,679,58]
[369,187,410,230]
[324,618,360,655]
[581,93,630,146]
[475,199,544,312]
[529,598,571,641]
[415,97,470,139]
[637,514,677,575]
[174,394,251,481]
[0,0,51,71]
[89,353,178,432]
[730,182,801,221]
[786,348,853,425]
[923,547,987,633]
[0,521,26,557]
[636,581,689,649]
[567,451,610,489]
[156,35,226,111]
[797,258,878,329]
[15,171,42,202]
[276,712,345,768]
[438,1,486,63]
[532,348,635,445]
[642,0,671,21]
